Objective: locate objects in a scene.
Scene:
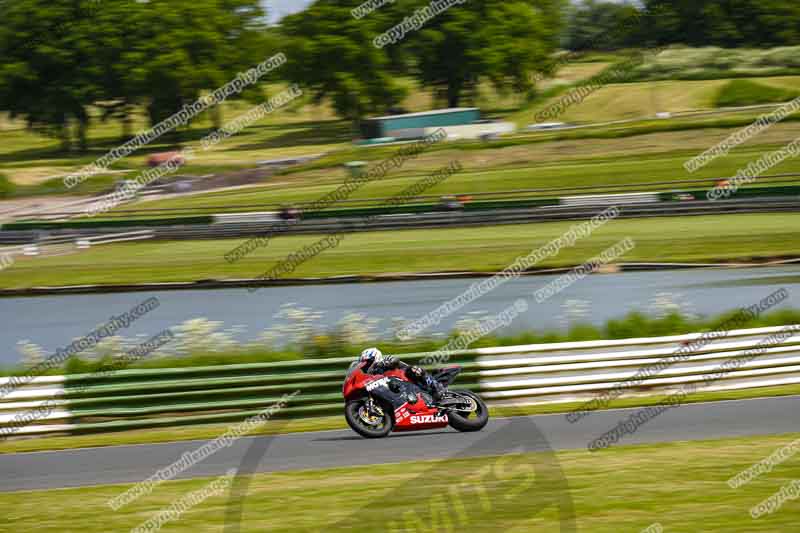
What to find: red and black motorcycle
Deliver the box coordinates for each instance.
[342,360,489,438]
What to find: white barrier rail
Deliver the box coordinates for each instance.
[76,230,154,249]
[1,325,798,437]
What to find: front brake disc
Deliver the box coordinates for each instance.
[359,405,383,425]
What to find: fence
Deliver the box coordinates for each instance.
[3,196,800,247]
[2,325,799,438]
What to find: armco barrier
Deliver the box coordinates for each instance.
[1,325,799,438]
[4,198,800,247]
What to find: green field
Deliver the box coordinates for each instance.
[0,213,797,289]
[5,432,800,532]
[0,97,351,196]
[106,110,800,216]
[124,129,800,214]
[0,72,529,194]
[523,75,800,124]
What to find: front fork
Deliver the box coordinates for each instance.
[365,395,384,417]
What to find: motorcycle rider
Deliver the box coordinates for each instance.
[359,347,446,403]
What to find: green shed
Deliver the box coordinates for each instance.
[360,108,480,139]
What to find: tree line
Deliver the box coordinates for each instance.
[0,0,566,151]
[565,0,800,51]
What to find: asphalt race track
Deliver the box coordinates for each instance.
[2,395,799,493]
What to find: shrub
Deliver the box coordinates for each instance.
[0,174,15,198]
[715,79,800,107]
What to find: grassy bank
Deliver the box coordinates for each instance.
[5,432,800,531]
[0,213,798,289]
[715,79,800,107]
[523,75,800,124]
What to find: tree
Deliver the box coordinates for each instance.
[0,0,270,151]
[125,0,270,138]
[564,0,643,51]
[279,0,563,121]
[0,0,107,151]
[280,1,406,128]
[399,0,565,107]
[642,0,800,48]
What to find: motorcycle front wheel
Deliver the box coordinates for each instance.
[345,398,394,438]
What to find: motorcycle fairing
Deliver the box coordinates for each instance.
[342,362,449,431]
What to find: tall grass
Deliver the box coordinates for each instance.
[624,46,800,82]
[5,308,799,376]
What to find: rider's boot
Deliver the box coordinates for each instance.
[429,378,446,404]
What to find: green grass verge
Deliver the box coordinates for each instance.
[0,213,798,289]
[4,384,800,455]
[5,431,800,531]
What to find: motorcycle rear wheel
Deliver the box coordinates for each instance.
[447,390,489,432]
[345,398,394,438]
